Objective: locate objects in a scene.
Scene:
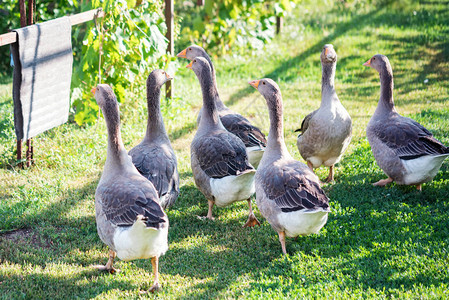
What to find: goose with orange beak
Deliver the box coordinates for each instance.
[93,84,169,293]
[249,78,330,255]
[128,69,179,209]
[177,45,267,168]
[187,57,260,227]
[295,44,352,183]
[364,54,449,190]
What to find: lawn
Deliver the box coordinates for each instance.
[1,0,448,298]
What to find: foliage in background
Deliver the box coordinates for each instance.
[71,0,172,126]
[0,0,81,74]
[175,0,296,56]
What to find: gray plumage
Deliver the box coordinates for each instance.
[250,77,329,253]
[188,57,258,224]
[178,45,266,167]
[365,54,449,187]
[94,84,168,291]
[296,44,352,182]
[128,69,179,209]
[94,84,168,250]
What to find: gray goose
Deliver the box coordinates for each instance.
[249,78,330,255]
[177,45,267,168]
[93,84,168,292]
[296,44,352,183]
[364,54,449,191]
[187,57,260,227]
[129,69,179,209]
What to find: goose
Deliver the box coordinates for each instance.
[129,69,179,209]
[93,84,168,292]
[296,44,352,183]
[249,78,330,255]
[177,45,267,168]
[364,54,449,191]
[187,57,260,227]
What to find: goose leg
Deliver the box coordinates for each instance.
[148,256,160,293]
[278,231,287,255]
[416,184,422,191]
[325,165,334,183]
[206,199,215,220]
[94,249,118,274]
[373,177,393,186]
[243,198,261,228]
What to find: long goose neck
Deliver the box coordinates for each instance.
[145,83,167,141]
[198,67,221,128]
[320,62,337,107]
[376,66,395,114]
[266,93,289,157]
[202,53,225,110]
[103,102,128,168]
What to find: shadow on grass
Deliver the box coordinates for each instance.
[0,270,137,298]
[242,149,449,295]
[225,7,384,107]
[226,1,448,109]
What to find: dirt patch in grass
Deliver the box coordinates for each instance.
[0,228,55,250]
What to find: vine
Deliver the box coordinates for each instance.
[71,0,170,125]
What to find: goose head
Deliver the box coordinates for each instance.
[321,44,337,64]
[249,78,281,100]
[93,84,117,109]
[177,45,206,60]
[147,69,173,88]
[363,54,392,74]
[186,56,213,79]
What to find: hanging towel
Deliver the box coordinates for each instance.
[11,16,73,141]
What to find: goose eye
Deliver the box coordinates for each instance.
[373,57,376,60]
[194,59,197,62]
[262,82,266,85]
[189,48,192,50]
[162,71,165,74]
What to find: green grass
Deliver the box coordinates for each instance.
[1,0,449,298]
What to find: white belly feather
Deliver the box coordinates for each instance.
[210,171,256,207]
[277,209,329,238]
[402,154,449,185]
[247,146,264,168]
[113,218,168,261]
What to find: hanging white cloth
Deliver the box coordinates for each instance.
[11,16,73,140]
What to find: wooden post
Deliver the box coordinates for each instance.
[19,0,27,27]
[26,138,33,167]
[27,0,35,25]
[16,140,23,168]
[26,0,35,167]
[164,0,174,99]
[276,16,283,35]
[17,0,27,167]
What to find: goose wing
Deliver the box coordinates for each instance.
[295,110,317,134]
[375,114,448,160]
[97,176,166,229]
[220,113,267,148]
[194,132,254,179]
[130,145,179,201]
[262,161,329,212]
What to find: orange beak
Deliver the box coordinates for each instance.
[248,80,260,89]
[165,72,173,80]
[91,87,96,95]
[186,61,193,69]
[363,58,371,67]
[177,48,187,58]
[324,48,329,56]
